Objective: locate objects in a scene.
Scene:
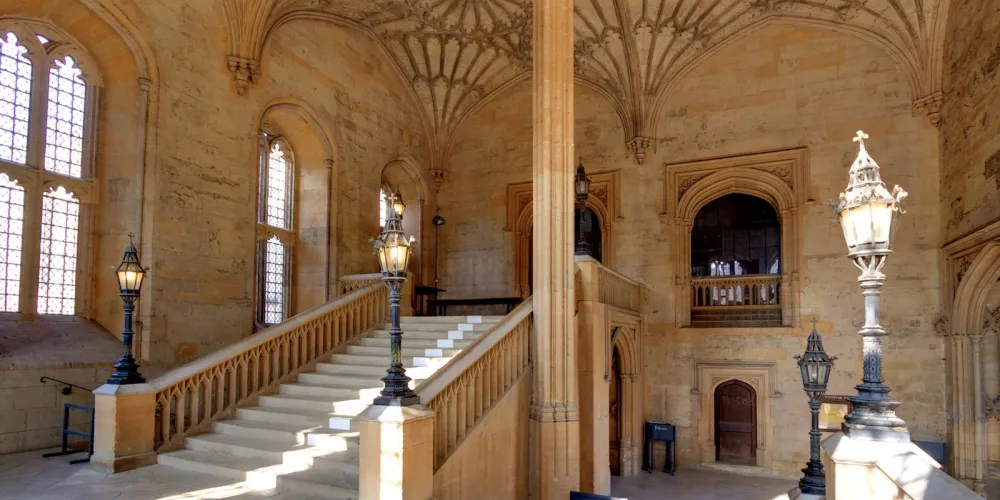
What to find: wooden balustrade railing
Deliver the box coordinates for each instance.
[415,297,533,470]
[150,282,388,452]
[597,265,643,312]
[691,274,781,309]
[336,273,382,296]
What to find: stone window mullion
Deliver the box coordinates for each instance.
[16,41,52,317]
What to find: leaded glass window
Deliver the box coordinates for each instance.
[38,187,79,314]
[0,32,31,165]
[0,24,98,316]
[256,133,293,325]
[0,173,24,312]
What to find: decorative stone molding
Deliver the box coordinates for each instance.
[506,170,622,298]
[663,148,809,327]
[692,360,779,471]
[986,394,1000,420]
[913,91,944,127]
[625,137,654,164]
[226,56,260,96]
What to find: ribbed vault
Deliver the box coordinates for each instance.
[220,0,950,176]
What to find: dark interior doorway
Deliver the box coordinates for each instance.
[714,380,757,465]
[609,346,621,475]
[577,206,602,262]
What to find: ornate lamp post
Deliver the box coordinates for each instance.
[107,235,147,385]
[373,192,420,406]
[795,323,836,495]
[834,130,909,441]
[574,160,592,256]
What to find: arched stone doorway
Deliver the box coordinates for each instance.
[714,380,757,465]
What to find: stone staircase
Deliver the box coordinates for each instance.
[156,315,502,498]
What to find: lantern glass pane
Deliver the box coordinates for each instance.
[870,202,893,244]
[808,364,819,384]
[839,209,856,248]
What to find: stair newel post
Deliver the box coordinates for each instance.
[359,190,435,500]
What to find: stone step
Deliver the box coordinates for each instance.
[236,405,358,431]
[311,362,440,380]
[277,383,364,401]
[158,449,358,499]
[292,374,420,391]
[398,315,502,324]
[345,345,462,358]
[259,394,368,419]
[358,337,474,349]
[211,419,359,450]
[185,433,359,472]
[328,353,453,368]
[380,322,495,332]
[370,330,484,341]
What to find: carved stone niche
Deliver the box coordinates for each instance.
[661,148,810,328]
[505,169,622,298]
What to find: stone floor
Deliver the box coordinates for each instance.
[0,448,329,499]
[1,448,798,499]
[611,466,797,500]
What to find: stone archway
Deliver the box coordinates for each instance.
[694,361,777,470]
[607,321,642,477]
[946,240,1000,492]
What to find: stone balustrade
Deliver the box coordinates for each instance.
[92,282,388,472]
[575,256,644,313]
[415,298,534,470]
[691,274,781,309]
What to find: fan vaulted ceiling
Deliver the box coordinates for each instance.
[222,0,948,173]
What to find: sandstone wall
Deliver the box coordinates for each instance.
[940,0,1000,243]
[1,0,431,452]
[440,24,945,475]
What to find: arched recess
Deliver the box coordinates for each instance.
[605,320,643,477]
[507,170,622,299]
[257,98,337,312]
[0,5,160,359]
[666,150,807,328]
[381,157,432,287]
[947,241,1000,492]
[649,17,931,137]
[513,198,612,300]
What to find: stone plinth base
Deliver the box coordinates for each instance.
[787,486,824,499]
[356,403,435,500]
[822,432,979,500]
[90,383,157,473]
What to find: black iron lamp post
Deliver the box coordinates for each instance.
[795,323,836,495]
[834,130,909,442]
[574,160,592,256]
[373,192,420,406]
[107,235,148,385]
[432,208,445,286]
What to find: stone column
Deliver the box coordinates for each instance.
[530,0,581,497]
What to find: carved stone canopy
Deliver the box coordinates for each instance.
[221,0,950,169]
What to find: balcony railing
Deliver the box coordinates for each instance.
[691,274,781,309]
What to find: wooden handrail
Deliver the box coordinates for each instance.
[150,282,388,451]
[416,297,533,469]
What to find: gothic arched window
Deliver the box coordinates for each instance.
[256,132,294,325]
[691,194,780,278]
[0,26,100,315]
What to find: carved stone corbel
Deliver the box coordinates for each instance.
[626,136,654,164]
[913,91,943,127]
[227,56,260,96]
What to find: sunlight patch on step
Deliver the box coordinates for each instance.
[157,481,264,499]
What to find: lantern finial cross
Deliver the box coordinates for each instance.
[853,130,869,150]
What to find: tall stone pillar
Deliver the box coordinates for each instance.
[530,0,581,497]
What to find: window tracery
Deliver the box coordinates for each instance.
[0,21,99,317]
[256,132,294,325]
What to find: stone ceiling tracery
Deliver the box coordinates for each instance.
[222,0,949,177]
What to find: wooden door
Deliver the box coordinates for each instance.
[609,348,621,475]
[714,380,756,464]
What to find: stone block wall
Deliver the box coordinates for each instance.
[940,0,1000,242]
[439,24,945,476]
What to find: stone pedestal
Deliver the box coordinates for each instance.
[91,383,157,473]
[787,486,824,500]
[822,432,979,500]
[357,404,435,500]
